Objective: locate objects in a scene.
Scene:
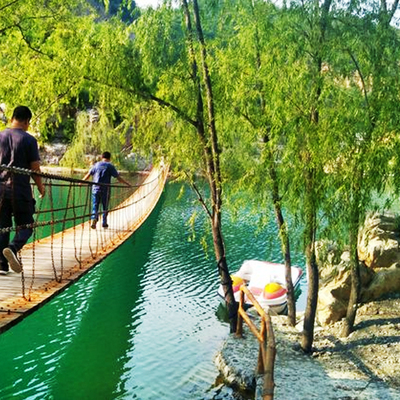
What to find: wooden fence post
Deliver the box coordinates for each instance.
[236,287,245,337]
[262,315,276,400]
[236,286,276,400]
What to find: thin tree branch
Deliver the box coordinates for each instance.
[0,0,20,12]
[33,84,77,123]
[184,171,212,220]
[0,23,17,35]
[389,0,400,21]
[15,23,52,58]
[84,75,198,128]
[240,111,257,128]
[347,50,371,118]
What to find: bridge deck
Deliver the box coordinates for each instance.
[0,166,167,334]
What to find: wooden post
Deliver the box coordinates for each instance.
[236,286,245,337]
[263,316,276,400]
[257,319,266,374]
[236,285,276,400]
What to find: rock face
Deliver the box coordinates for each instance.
[41,143,68,165]
[317,213,400,326]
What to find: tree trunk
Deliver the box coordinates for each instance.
[300,0,332,351]
[342,201,361,337]
[252,7,296,325]
[182,0,237,332]
[301,172,319,353]
[301,239,318,353]
[212,213,238,332]
[194,0,237,332]
[270,164,296,326]
[256,3,296,325]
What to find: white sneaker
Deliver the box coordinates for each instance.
[0,270,8,275]
[2,248,22,273]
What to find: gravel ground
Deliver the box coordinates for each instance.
[267,297,400,399]
[313,298,400,386]
[216,297,400,400]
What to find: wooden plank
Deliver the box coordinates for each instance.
[0,166,168,334]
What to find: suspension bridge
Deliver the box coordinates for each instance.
[0,163,169,334]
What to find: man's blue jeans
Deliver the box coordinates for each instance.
[92,189,110,226]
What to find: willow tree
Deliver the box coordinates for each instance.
[281,0,400,343]
[181,0,238,331]
[211,0,298,326]
[78,1,239,331]
[328,0,400,337]
[0,0,99,140]
[299,0,333,353]
[212,0,333,346]
[265,0,335,353]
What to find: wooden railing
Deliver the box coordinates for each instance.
[236,285,276,400]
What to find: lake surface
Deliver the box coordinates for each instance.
[0,182,306,400]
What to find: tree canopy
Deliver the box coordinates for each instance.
[1,0,400,345]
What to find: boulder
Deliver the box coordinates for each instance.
[317,213,400,326]
[361,263,400,301]
[358,213,400,269]
[317,257,373,326]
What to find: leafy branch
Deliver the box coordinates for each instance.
[83,75,198,128]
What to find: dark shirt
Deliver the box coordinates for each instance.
[0,128,40,201]
[89,161,119,193]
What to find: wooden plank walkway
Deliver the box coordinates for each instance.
[0,165,168,334]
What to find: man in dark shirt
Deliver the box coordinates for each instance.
[0,106,45,274]
[82,151,131,229]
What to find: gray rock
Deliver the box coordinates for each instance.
[317,212,400,326]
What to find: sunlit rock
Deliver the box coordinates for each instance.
[317,213,400,326]
[358,213,400,269]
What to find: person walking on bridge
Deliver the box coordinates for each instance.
[82,151,131,229]
[0,106,45,274]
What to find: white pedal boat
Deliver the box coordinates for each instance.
[217,259,303,314]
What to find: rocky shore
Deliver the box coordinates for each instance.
[215,296,400,400]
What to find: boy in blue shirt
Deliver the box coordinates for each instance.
[82,151,131,229]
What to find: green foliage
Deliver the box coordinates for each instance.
[0,1,99,141]
[60,107,131,168]
[0,0,400,261]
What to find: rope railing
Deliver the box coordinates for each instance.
[0,163,169,298]
[236,285,276,400]
[0,164,163,234]
[0,164,159,188]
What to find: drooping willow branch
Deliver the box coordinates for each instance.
[184,171,212,220]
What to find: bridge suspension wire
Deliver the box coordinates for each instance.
[0,163,168,333]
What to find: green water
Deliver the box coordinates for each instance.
[0,182,306,400]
